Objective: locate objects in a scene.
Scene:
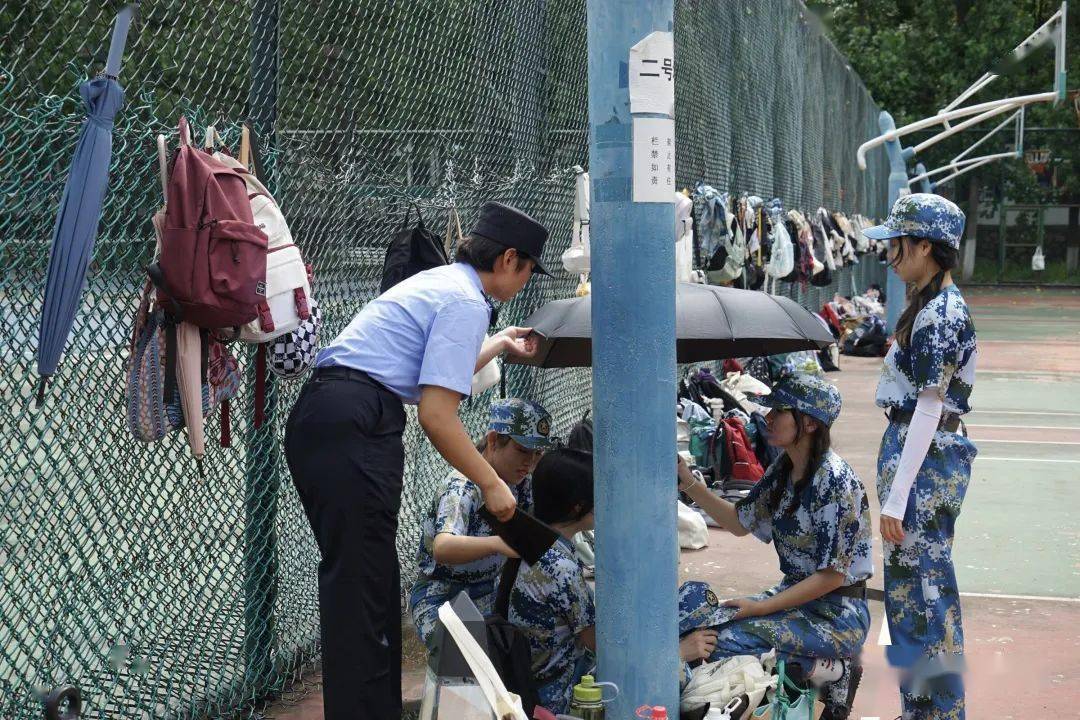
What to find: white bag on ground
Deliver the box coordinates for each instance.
[681,653,777,715]
[678,500,709,550]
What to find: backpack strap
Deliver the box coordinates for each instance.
[293,287,310,320]
[156,134,169,202]
[495,557,522,619]
[257,301,275,333]
[178,116,191,147]
[254,344,266,429]
[163,321,178,406]
[220,399,231,448]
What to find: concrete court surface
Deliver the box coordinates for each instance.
[264,287,1080,720]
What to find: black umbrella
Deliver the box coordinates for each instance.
[506,283,834,368]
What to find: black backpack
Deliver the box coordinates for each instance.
[379,206,449,293]
[486,558,541,716]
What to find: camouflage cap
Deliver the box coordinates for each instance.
[750,372,842,427]
[862,192,965,250]
[678,581,737,635]
[489,398,556,450]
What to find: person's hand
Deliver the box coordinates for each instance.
[482,479,518,522]
[677,455,698,492]
[723,597,764,620]
[490,536,520,559]
[881,515,905,544]
[496,327,539,359]
[679,629,718,662]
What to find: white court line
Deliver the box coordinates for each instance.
[960,591,1080,603]
[977,456,1080,464]
[967,423,1080,430]
[970,438,1080,446]
[968,410,1080,417]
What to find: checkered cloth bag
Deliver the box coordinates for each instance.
[268,297,321,378]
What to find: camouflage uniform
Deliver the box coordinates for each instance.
[508,536,595,715]
[682,375,874,711]
[868,193,976,720]
[408,398,554,645]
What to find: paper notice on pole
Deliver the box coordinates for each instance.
[632,117,675,203]
[629,31,675,117]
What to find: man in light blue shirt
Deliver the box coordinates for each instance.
[284,201,550,719]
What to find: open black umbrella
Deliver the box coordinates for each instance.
[506,283,834,368]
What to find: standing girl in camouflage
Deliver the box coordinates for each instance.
[409,398,555,645]
[679,373,873,720]
[863,194,977,720]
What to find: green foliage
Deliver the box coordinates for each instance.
[809,0,1080,204]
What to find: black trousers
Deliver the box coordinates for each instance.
[284,368,407,720]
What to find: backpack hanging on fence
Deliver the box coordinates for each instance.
[128,135,241,450]
[379,204,449,293]
[148,116,268,330]
[207,123,314,344]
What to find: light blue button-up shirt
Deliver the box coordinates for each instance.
[316,263,490,404]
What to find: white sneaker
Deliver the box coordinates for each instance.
[807,658,845,686]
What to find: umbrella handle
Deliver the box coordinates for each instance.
[35,377,49,409]
[104,4,139,79]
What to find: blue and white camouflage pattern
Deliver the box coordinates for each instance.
[490,398,556,450]
[877,421,974,720]
[675,450,873,711]
[751,372,843,427]
[409,469,533,645]
[876,285,977,719]
[876,285,977,415]
[508,536,595,715]
[862,193,966,251]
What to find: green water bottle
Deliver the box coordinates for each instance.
[568,675,605,719]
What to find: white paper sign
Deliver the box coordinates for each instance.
[629,31,675,117]
[632,117,676,203]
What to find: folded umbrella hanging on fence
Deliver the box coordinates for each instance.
[506,282,836,368]
[35,3,139,407]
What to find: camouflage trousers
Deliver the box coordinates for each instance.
[878,422,977,720]
[408,577,495,647]
[704,583,870,711]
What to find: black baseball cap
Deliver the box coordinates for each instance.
[470,201,552,276]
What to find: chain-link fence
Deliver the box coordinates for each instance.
[1,1,886,717]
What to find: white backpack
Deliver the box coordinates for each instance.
[207,125,313,343]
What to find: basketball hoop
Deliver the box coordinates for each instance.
[1025,147,1051,174]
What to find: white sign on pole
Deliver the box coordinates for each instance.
[629,31,675,117]
[632,117,675,203]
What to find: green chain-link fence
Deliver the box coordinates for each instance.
[0,1,886,717]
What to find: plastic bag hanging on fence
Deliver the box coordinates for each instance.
[1032,246,1046,271]
[561,166,591,277]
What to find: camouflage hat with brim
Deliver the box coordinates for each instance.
[489,398,556,450]
[862,192,965,251]
[678,581,737,635]
[749,372,842,428]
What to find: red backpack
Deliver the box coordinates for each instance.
[149,117,267,329]
[720,416,765,483]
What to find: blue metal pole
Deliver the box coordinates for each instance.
[913,163,932,194]
[880,111,909,332]
[588,1,678,716]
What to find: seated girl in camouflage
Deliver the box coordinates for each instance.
[409,398,556,646]
[677,373,874,720]
[509,447,720,715]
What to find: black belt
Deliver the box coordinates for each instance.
[888,407,962,434]
[830,580,886,603]
[312,365,389,392]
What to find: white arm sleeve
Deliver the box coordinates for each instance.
[881,388,943,520]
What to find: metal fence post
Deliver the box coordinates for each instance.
[243,0,280,692]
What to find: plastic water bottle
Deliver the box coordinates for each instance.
[568,675,605,719]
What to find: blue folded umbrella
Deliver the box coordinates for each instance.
[36,3,138,406]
